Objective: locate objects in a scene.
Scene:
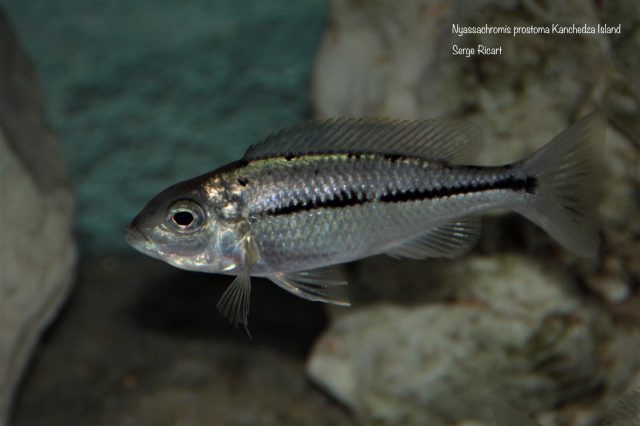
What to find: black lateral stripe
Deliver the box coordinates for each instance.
[379,175,537,203]
[383,154,406,162]
[269,189,368,216]
[266,175,536,216]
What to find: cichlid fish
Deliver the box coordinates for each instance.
[125,112,605,329]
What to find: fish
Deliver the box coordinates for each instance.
[125,112,605,330]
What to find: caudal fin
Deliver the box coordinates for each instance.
[515,111,606,257]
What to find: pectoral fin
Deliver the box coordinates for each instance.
[217,273,252,332]
[216,233,259,334]
[268,267,351,306]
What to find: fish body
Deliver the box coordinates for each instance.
[217,154,527,274]
[126,113,605,328]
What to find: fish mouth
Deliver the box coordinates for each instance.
[125,223,151,249]
[124,223,168,262]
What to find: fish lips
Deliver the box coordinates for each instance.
[124,223,161,259]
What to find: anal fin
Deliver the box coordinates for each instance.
[268,266,351,306]
[384,217,481,259]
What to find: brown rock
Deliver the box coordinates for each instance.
[0,9,77,425]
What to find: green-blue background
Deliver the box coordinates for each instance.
[2,0,326,253]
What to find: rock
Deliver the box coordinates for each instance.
[310,4,640,422]
[602,388,640,426]
[312,0,640,298]
[589,125,640,308]
[308,255,640,425]
[0,10,76,426]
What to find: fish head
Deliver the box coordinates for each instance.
[125,177,230,272]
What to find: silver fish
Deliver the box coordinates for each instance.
[125,112,605,329]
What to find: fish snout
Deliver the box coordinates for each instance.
[124,222,149,247]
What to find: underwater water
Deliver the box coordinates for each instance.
[2,0,349,425]
[3,0,326,254]
[11,258,354,426]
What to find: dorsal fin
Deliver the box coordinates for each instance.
[244,118,481,164]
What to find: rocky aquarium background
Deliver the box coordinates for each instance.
[1,1,639,425]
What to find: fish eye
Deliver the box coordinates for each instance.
[172,210,194,226]
[167,200,204,233]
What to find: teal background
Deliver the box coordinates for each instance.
[2,0,327,253]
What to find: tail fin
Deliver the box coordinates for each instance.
[515,111,606,257]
